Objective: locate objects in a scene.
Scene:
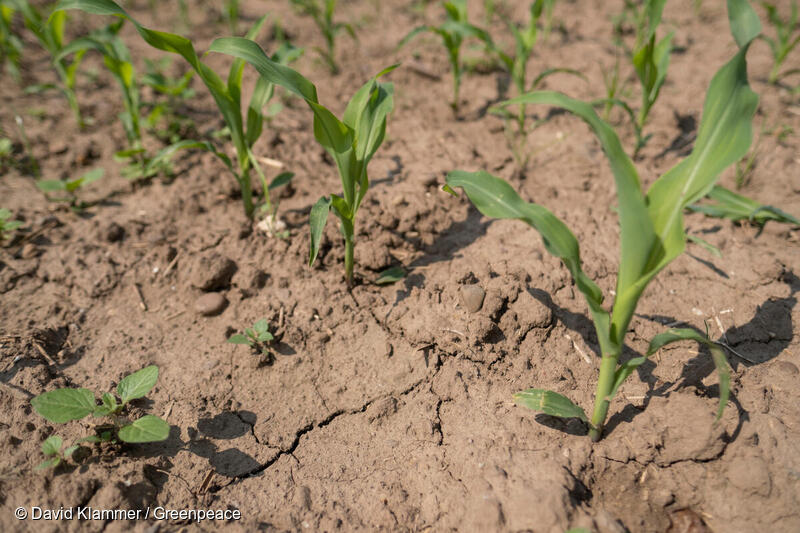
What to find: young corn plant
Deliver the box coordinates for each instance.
[399,0,495,110]
[141,58,197,144]
[203,35,397,286]
[54,0,301,221]
[57,21,145,162]
[0,0,23,82]
[11,0,92,127]
[490,2,585,166]
[31,365,170,444]
[760,1,800,84]
[444,0,760,441]
[289,0,355,74]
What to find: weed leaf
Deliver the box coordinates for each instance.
[31,388,96,423]
[41,435,63,456]
[117,365,159,404]
[118,415,170,443]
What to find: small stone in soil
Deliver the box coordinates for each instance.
[195,292,228,316]
[460,284,485,313]
[188,252,237,291]
[20,243,38,258]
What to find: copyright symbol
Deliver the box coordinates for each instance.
[15,507,27,520]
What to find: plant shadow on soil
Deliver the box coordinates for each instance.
[525,269,798,439]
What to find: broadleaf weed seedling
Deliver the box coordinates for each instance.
[760,1,800,85]
[289,0,355,74]
[31,365,170,445]
[55,0,302,222]
[228,318,275,362]
[399,0,496,111]
[444,0,760,441]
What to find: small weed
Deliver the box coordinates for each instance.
[0,208,23,242]
[31,365,170,447]
[228,318,274,359]
[36,168,103,210]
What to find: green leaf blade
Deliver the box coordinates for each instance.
[117,365,158,405]
[118,415,170,443]
[31,388,96,423]
[513,389,589,424]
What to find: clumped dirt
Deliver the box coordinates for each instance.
[1,0,799,531]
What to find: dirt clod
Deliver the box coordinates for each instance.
[188,251,237,291]
[195,292,228,316]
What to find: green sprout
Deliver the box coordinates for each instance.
[760,1,800,84]
[36,434,102,470]
[0,207,23,242]
[602,0,673,157]
[57,21,144,160]
[140,58,196,144]
[444,0,760,441]
[31,365,170,445]
[289,0,355,74]
[10,0,97,127]
[36,167,103,210]
[688,185,800,228]
[204,35,397,287]
[228,318,274,356]
[54,0,302,221]
[490,2,585,165]
[0,0,23,82]
[399,0,495,110]
[225,0,239,34]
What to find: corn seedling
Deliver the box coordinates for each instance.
[9,0,96,127]
[760,1,800,84]
[225,0,239,35]
[444,0,760,441]
[289,0,355,74]
[36,167,103,210]
[631,0,673,129]
[31,365,170,444]
[228,318,274,359]
[203,34,397,285]
[490,2,585,166]
[57,21,144,160]
[0,1,23,82]
[399,0,495,110]
[688,185,800,228]
[0,208,22,242]
[140,58,196,144]
[54,0,301,221]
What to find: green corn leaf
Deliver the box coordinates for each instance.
[208,37,317,102]
[444,169,613,354]
[31,388,96,423]
[688,185,800,227]
[118,415,170,443]
[645,41,759,281]
[309,196,331,266]
[513,389,589,424]
[41,435,63,456]
[728,0,761,48]
[647,328,730,420]
[117,365,158,405]
[687,233,723,257]
[268,172,294,191]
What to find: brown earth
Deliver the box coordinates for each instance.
[1,0,799,532]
